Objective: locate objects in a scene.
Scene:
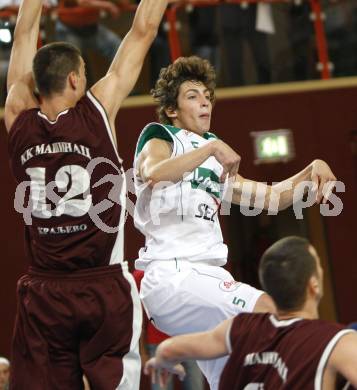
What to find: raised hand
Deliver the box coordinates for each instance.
[211,140,241,182]
[310,159,337,204]
[144,357,186,387]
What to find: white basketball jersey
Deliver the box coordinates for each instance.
[134,122,228,269]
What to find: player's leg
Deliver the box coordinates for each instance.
[182,359,204,390]
[182,265,264,390]
[141,262,264,334]
[140,261,265,389]
[79,264,142,390]
[10,274,84,390]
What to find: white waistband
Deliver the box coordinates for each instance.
[144,258,221,271]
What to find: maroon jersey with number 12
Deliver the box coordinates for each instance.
[8,90,126,271]
[7,91,141,390]
[220,313,353,390]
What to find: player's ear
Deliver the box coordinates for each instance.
[165,106,177,119]
[68,71,78,90]
[308,275,320,298]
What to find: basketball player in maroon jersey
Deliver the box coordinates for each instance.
[144,236,357,390]
[4,0,177,389]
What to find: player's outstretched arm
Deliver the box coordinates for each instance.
[229,159,336,211]
[138,138,240,187]
[327,332,357,388]
[144,318,232,385]
[4,0,41,131]
[90,0,178,125]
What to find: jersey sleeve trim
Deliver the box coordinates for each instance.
[314,329,355,390]
[135,122,174,157]
[86,90,123,164]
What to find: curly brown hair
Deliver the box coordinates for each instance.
[151,56,216,125]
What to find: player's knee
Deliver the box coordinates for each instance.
[253,293,276,314]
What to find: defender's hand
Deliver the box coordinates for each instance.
[144,357,186,387]
[311,159,337,204]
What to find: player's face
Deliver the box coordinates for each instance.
[168,81,212,135]
[0,363,9,390]
[309,245,324,301]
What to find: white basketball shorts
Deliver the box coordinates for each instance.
[139,259,264,390]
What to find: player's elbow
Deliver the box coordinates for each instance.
[13,26,38,44]
[142,166,164,188]
[131,20,158,42]
[145,174,161,189]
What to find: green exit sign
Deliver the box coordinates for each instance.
[251,129,294,164]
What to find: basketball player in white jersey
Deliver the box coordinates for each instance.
[133,56,337,389]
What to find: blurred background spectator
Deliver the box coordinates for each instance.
[219,2,274,86]
[148,22,171,89]
[2,0,357,98]
[0,357,9,390]
[133,0,171,89]
[0,0,55,104]
[188,1,219,69]
[0,0,19,105]
[288,0,315,81]
[55,0,129,84]
[324,0,356,77]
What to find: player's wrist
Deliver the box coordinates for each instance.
[208,139,219,157]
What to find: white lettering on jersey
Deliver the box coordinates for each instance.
[37,224,88,235]
[21,142,92,165]
[244,352,288,383]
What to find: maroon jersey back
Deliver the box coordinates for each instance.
[220,313,352,390]
[8,91,126,271]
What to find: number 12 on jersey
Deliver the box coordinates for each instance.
[25,165,92,219]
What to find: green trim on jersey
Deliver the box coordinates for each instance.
[191,167,221,198]
[203,132,218,140]
[136,124,173,156]
[136,123,218,159]
[165,125,181,135]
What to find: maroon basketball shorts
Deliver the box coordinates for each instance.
[10,264,142,390]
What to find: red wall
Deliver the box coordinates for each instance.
[1,85,356,357]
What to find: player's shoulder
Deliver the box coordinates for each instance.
[67,91,113,135]
[75,90,102,115]
[141,122,181,136]
[5,83,39,133]
[136,122,175,157]
[6,105,39,142]
[328,329,357,363]
[231,312,270,335]
[307,318,346,333]
[65,90,113,125]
